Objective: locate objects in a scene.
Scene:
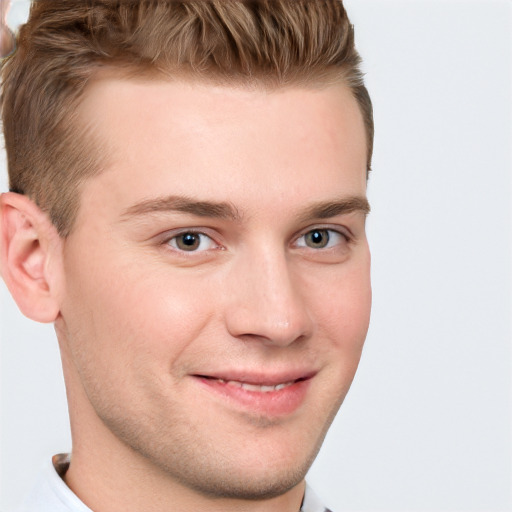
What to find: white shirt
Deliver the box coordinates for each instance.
[17,454,332,512]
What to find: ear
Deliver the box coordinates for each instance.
[0,192,63,323]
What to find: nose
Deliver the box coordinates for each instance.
[224,246,314,347]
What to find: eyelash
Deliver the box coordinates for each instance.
[162,226,352,255]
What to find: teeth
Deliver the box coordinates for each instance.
[222,379,294,392]
[241,382,265,392]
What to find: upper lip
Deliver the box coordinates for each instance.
[193,370,317,386]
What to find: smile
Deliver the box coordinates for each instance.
[193,373,314,416]
[202,377,297,393]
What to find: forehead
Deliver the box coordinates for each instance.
[75,77,367,218]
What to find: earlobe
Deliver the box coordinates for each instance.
[0,192,63,323]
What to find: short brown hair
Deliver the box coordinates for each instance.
[1,0,373,236]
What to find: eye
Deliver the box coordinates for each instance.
[167,232,217,252]
[296,228,347,250]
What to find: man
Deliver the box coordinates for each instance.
[0,1,373,511]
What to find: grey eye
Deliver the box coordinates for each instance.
[295,228,347,250]
[168,232,217,252]
[304,229,330,249]
[175,233,201,251]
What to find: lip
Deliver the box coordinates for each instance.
[192,370,316,417]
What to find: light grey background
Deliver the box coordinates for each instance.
[1,0,511,510]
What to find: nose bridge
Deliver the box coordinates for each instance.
[225,243,313,346]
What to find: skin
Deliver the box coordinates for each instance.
[0,79,371,512]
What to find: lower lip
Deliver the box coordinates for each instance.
[195,377,311,416]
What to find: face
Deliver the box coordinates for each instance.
[57,78,371,499]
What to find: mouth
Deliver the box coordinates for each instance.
[196,376,307,392]
[192,372,315,416]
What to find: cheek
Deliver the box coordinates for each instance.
[311,256,372,349]
[59,260,220,421]
[312,262,371,410]
[122,279,209,345]
[62,251,216,378]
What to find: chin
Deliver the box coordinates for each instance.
[146,428,326,501]
[177,456,311,501]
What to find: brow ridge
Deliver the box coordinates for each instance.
[121,194,370,223]
[121,195,242,221]
[297,196,370,222]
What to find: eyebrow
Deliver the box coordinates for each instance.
[121,194,370,223]
[297,196,371,223]
[121,195,242,221]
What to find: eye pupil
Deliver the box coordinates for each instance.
[177,233,200,250]
[182,234,196,246]
[306,229,329,248]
